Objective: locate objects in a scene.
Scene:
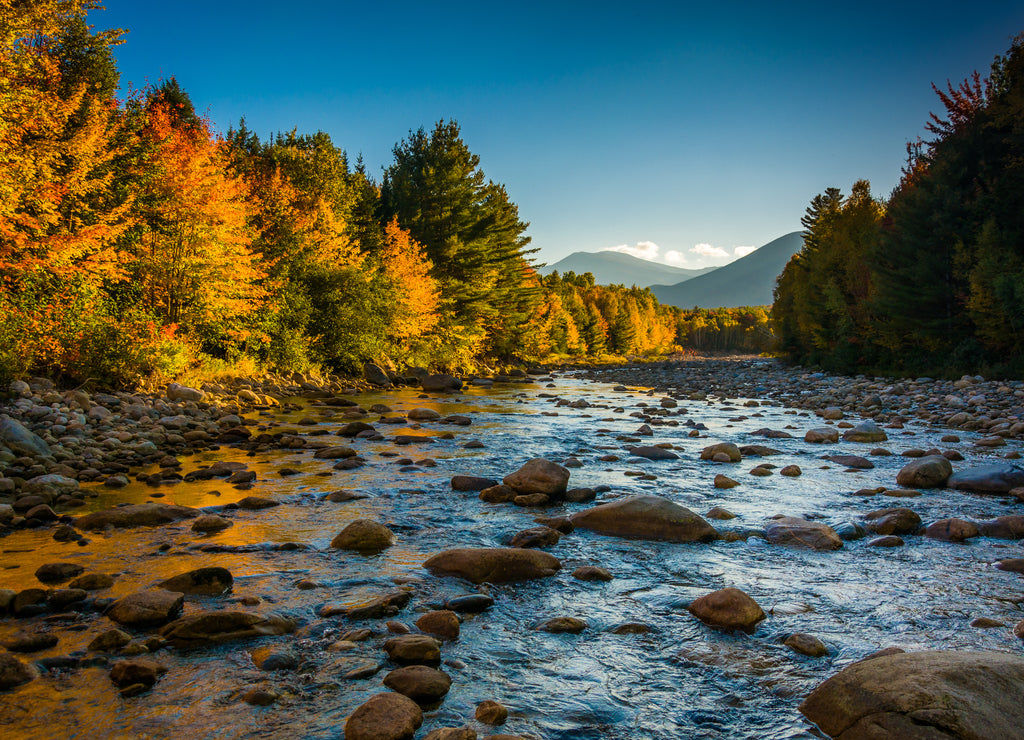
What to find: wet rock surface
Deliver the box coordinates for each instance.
[3,360,1024,737]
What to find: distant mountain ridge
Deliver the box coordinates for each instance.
[650,231,803,309]
[541,250,714,288]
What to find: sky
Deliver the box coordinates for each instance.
[100,0,1024,269]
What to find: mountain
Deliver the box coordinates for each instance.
[541,250,714,288]
[650,231,803,309]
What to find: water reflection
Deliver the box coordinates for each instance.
[1,374,1023,739]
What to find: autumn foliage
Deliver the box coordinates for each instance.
[1,4,769,388]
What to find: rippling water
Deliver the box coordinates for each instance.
[2,370,1023,739]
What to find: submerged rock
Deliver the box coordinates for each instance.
[569,495,719,543]
[799,650,1024,740]
[159,611,295,647]
[75,503,199,530]
[158,567,233,595]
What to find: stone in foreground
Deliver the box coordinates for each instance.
[568,495,719,543]
[896,455,953,489]
[688,587,765,633]
[423,548,560,584]
[799,650,1024,740]
[345,691,423,740]
[947,464,1024,494]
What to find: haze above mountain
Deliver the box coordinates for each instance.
[651,231,804,308]
[541,250,715,288]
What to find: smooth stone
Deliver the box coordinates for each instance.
[842,421,888,443]
[948,464,1024,494]
[569,495,719,543]
[765,517,843,551]
[344,692,423,740]
[383,665,452,703]
[451,476,499,492]
[804,428,839,444]
[572,566,613,582]
[896,455,953,489]
[688,587,765,633]
[331,520,395,552]
[925,518,980,542]
[867,535,905,547]
[414,610,460,641]
[780,465,802,476]
[977,515,1024,539]
[383,634,441,666]
[0,652,36,690]
[423,548,560,584]
[503,458,570,497]
[630,446,680,461]
[191,515,232,533]
[799,650,1024,740]
[714,474,739,489]
[475,700,509,725]
[700,442,741,462]
[825,455,874,469]
[107,590,184,627]
[539,617,587,634]
[508,526,560,549]
[35,562,85,585]
[864,508,921,536]
[785,633,829,657]
[109,659,164,688]
[158,567,233,595]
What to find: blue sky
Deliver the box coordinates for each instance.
[100,1,1024,268]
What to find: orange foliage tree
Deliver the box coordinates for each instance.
[128,97,264,340]
[375,218,440,344]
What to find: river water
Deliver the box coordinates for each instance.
[1,369,1022,739]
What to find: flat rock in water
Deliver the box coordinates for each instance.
[344,691,423,740]
[765,517,843,551]
[630,446,680,461]
[799,650,1024,740]
[423,548,560,584]
[948,464,1024,494]
[160,611,295,647]
[384,634,442,666]
[451,476,499,491]
[825,455,874,470]
[569,495,719,543]
[977,515,1024,539]
[75,503,199,530]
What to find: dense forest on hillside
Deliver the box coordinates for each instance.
[0,1,770,387]
[774,34,1024,378]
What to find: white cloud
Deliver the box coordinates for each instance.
[663,249,688,265]
[690,243,729,259]
[601,241,660,261]
[733,245,758,258]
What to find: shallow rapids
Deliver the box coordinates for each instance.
[2,369,1023,739]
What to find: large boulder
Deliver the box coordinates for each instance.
[159,611,295,647]
[345,692,423,740]
[688,587,765,633]
[330,520,395,553]
[799,650,1024,740]
[948,464,1024,494]
[503,458,570,497]
[423,548,560,584]
[24,474,78,497]
[420,374,463,392]
[765,517,843,551]
[107,590,184,627]
[0,417,51,457]
[841,421,888,443]
[569,495,719,543]
[977,515,1024,539]
[75,503,199,530]
[896,455,953,489]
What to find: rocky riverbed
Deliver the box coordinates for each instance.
[1,358,1023,739]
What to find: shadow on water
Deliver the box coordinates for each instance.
[1,372,1023,738]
